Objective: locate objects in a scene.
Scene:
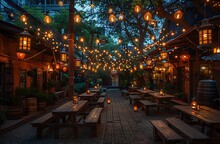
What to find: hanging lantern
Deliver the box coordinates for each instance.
[74,15,81,23]
[134,105,138,112]
[160,49,168,60]
[180,50,190,63]
[139,63,143,70]
[133,65,137,71]
[164,62,170,68]
[143,12,152,21]
[79,37,84,43]
[191,97,198,110]
[16,52,26,60]
[108,7,113,13]
[134,5,141,13]
[20,14,27,22]
[174,10,183,20]
[44,15,52,24]
[118,38,122,44]
[96,38,100,44]
[18,28,31,57]
[60,48,67,62]
[198,19,212,48]
[109,14,116,23]
[75,59,81,67]
[63,66,67,72]
[118,13,124,21]
[58,0,64,6]
[134,38,139,42]
[213,48,220,54]
[107,98,111,104]
[146,57,152,66]
[56,63,60,69]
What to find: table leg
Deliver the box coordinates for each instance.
[54,116,60,139]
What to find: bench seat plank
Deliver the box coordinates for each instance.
[170,99,189,106]
[100,92,106,97]
[139,100,156,115]
[31,113,53,126]
[85,108,102,124]
[97,97,105,107]
[150,120,182,144]
[165,118,209,143]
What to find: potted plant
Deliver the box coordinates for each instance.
[37,91,47,111]
[6,95,23,120]
[25,87,38,114]
[46,93,56,105]
[47,79,56,93]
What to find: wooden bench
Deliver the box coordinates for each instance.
[97,97,105,107]
[165,117,209,144]
[150,120,182,144]
[54,91,65,99]
[128,92,140,95]
[170,99,189,106]
[31,113,54,139]
[129,95,142,105]
[84,107,103,137]
[122,90,129,96]
[100,92,106,97]
[139,100,156,115]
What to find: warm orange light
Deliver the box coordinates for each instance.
[74,15,81,23]
[20,14,27,22]
[139,63,143,70]
[56,64,60,69]
[198,20,212,48]
[58,0,64,6]
[160,50,168,60]
[213,47,220,54]
[72,95,79,104]
[159,89,164,96]
[134,5,141,13]
[63,66,67,72]
[118,13,124,20]
[143,12,152,21]
[107,98,111,104]
[16,52,26,60]
[44,15,52,24]
[180,50,190,63]
[134,105,138,112]
[79,37,84,43]
[191,98,197,110]
[109,14,116,23]
[174,10,183,20]
[118,38,122,44]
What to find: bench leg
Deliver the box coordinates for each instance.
[153,126,159,141]
[145,106,149,115]
[37,127,43,139]
[91,125,97,137]
[130,98,132,104]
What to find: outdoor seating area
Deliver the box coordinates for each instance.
[0,0,220,144]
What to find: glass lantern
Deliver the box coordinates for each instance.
[198,19,212,49]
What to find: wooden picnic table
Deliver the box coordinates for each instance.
[78,92,98,101]
[89,88,101,93]
[148,92,174,104]
[129,95,142,106]
[52,100,88,138]
[137,89,155,94]
[174,105,220,136]
[148,92,174,113]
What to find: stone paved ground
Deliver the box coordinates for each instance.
[0,89,178,144]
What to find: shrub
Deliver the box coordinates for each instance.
[37,91,47,102]
[6,95,22,106]
[47,79,56,88]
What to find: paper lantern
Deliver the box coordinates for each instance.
[109,14,116,23]
[44,15,52,24]
[63,66,67,72]
[143,12,152,21]
[174,10,183,20]
[16,52,26,60]
[118,13,124,20]
[180,50,190,63]
[74,15,81,23]
[134,5,141,13]
[20,14,27,22]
